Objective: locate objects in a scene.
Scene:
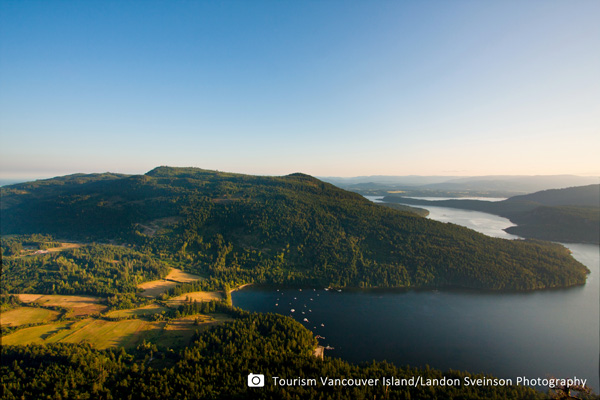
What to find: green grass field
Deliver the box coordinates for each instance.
[1,321,72,345]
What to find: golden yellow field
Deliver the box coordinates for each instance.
[0,307,60,327]
[2,314,233,349]
[170,291,223,302]
[138,268,202,298]
[17,294,107,316]
[164,268,203,283]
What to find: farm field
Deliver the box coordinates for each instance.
[16,294,107,316]
[0,307,60,327]
[169,290,223,304]
[1,321,72,345]
[138,268,203,298]
[105,303,169,319]
[1,314,232,349]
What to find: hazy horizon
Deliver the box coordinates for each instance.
[2,167,598,190]
[1,1,599,179]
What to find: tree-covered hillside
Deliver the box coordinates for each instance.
[1,239,169,296]
[0,167,590,291]
[383,184,600,244]
[506,184,599,207]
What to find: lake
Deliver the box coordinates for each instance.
[232,199,599,391]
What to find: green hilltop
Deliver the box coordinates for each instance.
[1,166,589,291]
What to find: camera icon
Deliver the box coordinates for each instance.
[248,373,265,387]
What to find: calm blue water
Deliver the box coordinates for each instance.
[232,204,599,391]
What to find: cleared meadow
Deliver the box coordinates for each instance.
[138,268,203,298]
[105,303,168,319]
[1,314,232,349]
[0,307,60,327]
[170,291,223,303]
[17,294,107,316]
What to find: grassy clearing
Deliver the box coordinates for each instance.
[1,314,233,349]
[59,318,163,349]
[106,303,168,319]
[17,294,107,316]
[138,268,203,298]
[0,307,60,327]
[138,280,179,298]
[1,321,72,345]
[170,291,223,303]
[18,242,83,257]
[164,268,202,283]
[2,319,160,349]
[46,242,82,252]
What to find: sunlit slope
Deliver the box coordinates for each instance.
[1,166,589,290]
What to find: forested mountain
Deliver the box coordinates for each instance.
[0,167,589,291]
[384,185,600,244]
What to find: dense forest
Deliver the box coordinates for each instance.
[1,238,169,296]
[0,167,590,291]
[1,311,558,400]
[383,184,600,244]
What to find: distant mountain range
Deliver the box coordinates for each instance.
[322,174,599,197]
[383,184,600,244]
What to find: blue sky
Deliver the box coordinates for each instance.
[1,1,598,179]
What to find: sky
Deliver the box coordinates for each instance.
[1,0,599,180]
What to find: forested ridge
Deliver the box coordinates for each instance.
[1,166,589,291]
[383,184,600,244]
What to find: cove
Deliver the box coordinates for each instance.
[232,201,599,391]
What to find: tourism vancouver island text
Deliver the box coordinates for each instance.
[269,375,588,389]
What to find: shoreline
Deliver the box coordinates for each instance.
[230,283,253,293]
